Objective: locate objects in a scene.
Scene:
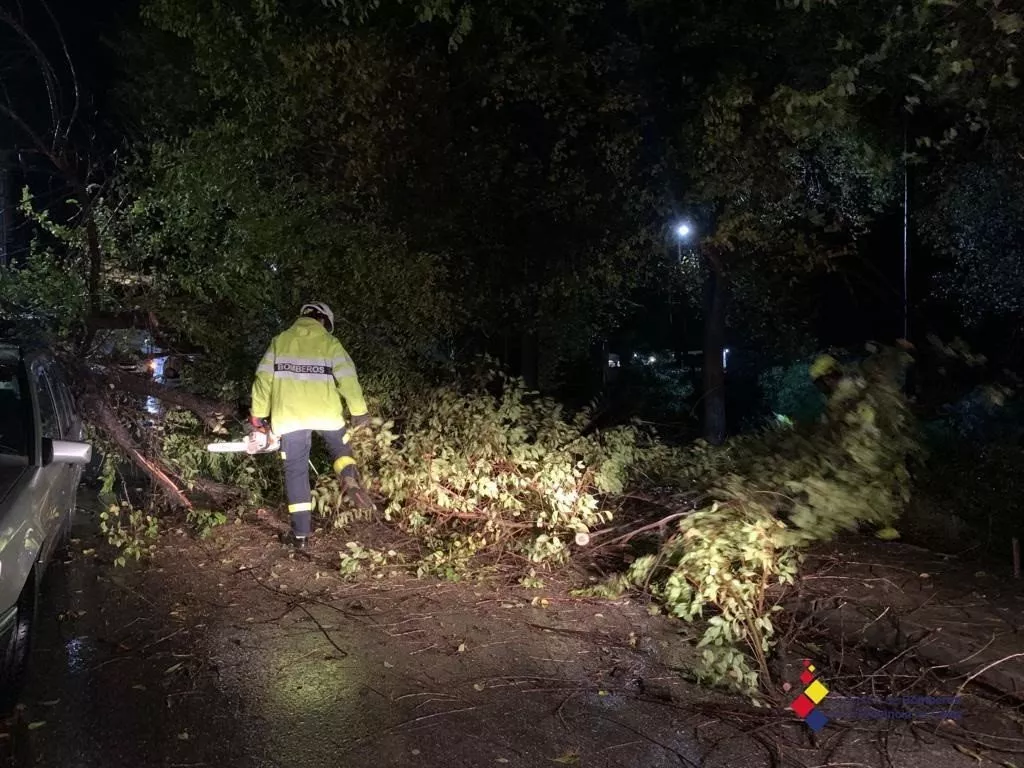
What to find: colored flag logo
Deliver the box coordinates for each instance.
[790,659,830,732]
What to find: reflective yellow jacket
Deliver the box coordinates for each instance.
[250,317,368,435]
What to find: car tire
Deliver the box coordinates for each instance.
[0,569,38,713]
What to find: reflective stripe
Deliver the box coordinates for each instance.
[280,451,287,460]
[274,362,333,376]
[288,502,313,513]
[272,353,334,380]
[276,355,329,367]
[257,364,275,374]
[273,370,334,381]
[333,456,356,474]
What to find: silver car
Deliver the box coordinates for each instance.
[0,343,92,706]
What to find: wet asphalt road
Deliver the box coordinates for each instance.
[6,515,251,767]
[1,504,718,768]
[2,498,1018,768]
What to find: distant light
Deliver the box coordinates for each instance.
[647,355,656,365]
[723,347,731,371]
[675,222,693,240]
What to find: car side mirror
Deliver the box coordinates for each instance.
[42,438,93,466]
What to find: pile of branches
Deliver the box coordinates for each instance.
[344,372,657,574]
[588,344,920,697]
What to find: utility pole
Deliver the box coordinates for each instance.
[674,218,727,444]
[0,150,13,268]
[902,126,910,341]
[702,248,727,446]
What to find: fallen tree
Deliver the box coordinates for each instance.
[65,356,244,511]
[583,344,921,697]
[71,359,231,433]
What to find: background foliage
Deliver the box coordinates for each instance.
[594,345,918,695]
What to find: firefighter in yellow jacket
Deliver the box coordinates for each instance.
[250,302,374,548]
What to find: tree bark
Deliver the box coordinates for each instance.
[104,368,232,433]
[81,392,244,511]
[702,257,727,446]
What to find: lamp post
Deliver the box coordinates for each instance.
[674,218,726,445]
[670,222,696,370]
[675,221,693,262]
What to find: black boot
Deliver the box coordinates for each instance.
[341,474,376,512]
[280,531,309,550]
[285,508,313,549]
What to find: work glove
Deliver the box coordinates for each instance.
[348,413,371,429]
[250,415,269,433]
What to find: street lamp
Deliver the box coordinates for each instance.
[674,221,696,261]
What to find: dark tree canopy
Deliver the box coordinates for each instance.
[0,0,1020,407]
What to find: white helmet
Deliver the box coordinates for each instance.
[300,302,334,333]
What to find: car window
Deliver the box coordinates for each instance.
[35,368,62,440]
[0,361,28,457]
[51,365,76,422]
[46,364,74,436]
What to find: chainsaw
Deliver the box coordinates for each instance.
[207,429,281,455]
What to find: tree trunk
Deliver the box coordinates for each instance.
[702,260,727,446]
[0,152,13,268]
[70,183,105,354]
[83,209,102,317]
[521,329,538,390]
[75,365,245,511]
[81,391,194,510]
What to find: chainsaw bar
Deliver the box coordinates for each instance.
[206,441,250,453]
[206,431,281,454]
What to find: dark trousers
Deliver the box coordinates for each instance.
[280,428,357,537]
